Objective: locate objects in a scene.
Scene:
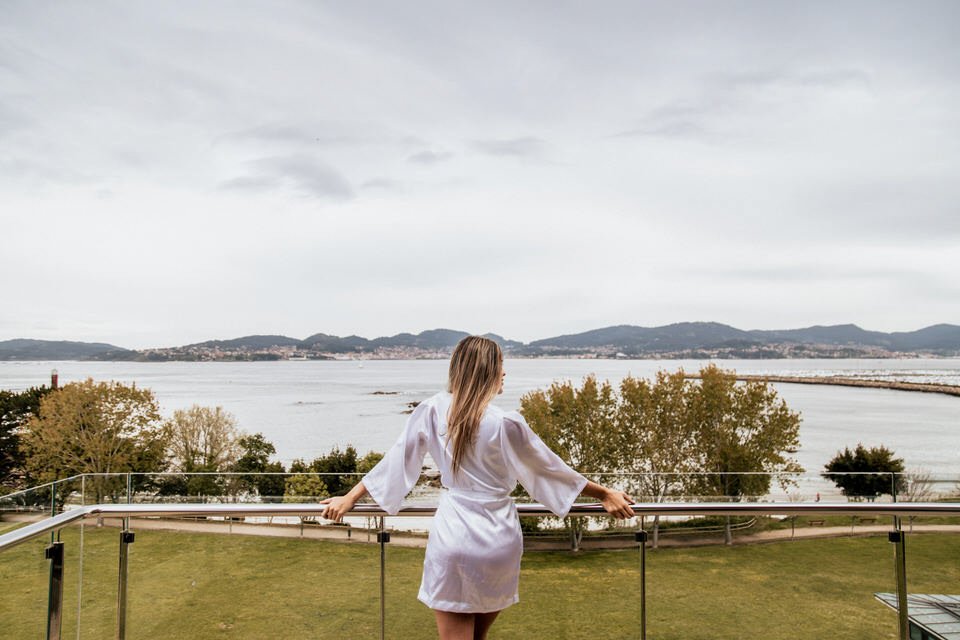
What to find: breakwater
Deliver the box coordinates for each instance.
[693,374,960,398]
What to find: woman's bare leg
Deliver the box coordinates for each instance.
[473,611,501,640]
[434,610,474,640]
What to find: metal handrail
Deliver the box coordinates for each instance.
[2,501,958,553]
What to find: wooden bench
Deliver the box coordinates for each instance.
[808,519,826,526]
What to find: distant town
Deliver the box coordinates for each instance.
[2,322,959,361]
[136,341,921,362]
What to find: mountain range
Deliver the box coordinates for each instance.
[2,322,959,360]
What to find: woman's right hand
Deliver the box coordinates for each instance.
[319,495,356,523]
[319,482,369,523]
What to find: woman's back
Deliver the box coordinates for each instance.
[366,391,587,519]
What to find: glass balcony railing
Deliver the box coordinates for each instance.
[1,473,958,640]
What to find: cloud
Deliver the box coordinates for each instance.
[407,150,453,165]
[220,155,354,200]
[360,178,402,192]
[219,122,371,148]
[614,67,874,141]
[613,120,709,140]
[1,2,958,346]
[0,104,30,138]
[800,177,960,240]
[471,137,550,159]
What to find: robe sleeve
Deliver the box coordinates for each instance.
[362,400,434,515]
[500,410,588,518]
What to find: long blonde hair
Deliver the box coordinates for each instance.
[446,336,503,474]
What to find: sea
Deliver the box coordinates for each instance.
[1,358,958,481]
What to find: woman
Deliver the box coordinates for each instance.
[321,336,634,640]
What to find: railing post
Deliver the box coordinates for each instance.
[888,530,908,640]
[636,529,648,640]
[116,530,135,640]
[50,480,58,533]
[377,517,390,640]
[45,541,65,640]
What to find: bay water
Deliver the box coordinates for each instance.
[1,358,957,477]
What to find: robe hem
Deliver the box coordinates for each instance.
[417,592,519,614]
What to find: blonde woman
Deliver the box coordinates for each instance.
[321,335,634,640]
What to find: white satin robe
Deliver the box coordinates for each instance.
[362,392,588,613]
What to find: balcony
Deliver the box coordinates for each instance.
[2,473,958,640]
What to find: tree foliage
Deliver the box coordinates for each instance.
[22,379,166,500]
[615,370,699,546]
[520,375,621,474]
[230,433,286,499]
[688,365,803,502]
[823,444,905,500]
[282,472,329,503]
[282,445,382,502]
[23,379,165,480]
[521,366,803,546]
[519,376,622,548]
[165,405,240,472]
[616,370,699,500]
[0,385,54,487]
[161,405,242,497]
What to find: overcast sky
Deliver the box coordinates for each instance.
[2,1,958,348]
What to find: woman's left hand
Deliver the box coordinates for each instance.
[601,489,635,519]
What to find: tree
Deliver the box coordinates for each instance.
[686,365,803,544]
[522,367,803,547]
[520,376,621,549]
[308,446,360,496]
[823,444,905,501]
[616,370,699,547]
[22,379,166,502]
[281,446,384,503]
[162,405,242,498]
[229,433,286,500]
[357,451,384,474]
[0,385,54,488]
[283,459,329,503]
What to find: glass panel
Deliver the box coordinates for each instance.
[498,518,642,639]
[897,474,960,640]
[382,474,437,638]
[647,530,896,639]
[508,472,639,638]
[123,501,380,638]
[0,520,50,639]
[63,520,120,639]
[0,482,66,639]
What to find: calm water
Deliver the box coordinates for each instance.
[1,359,958,475]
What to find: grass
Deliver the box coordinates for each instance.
[1,525,957,640]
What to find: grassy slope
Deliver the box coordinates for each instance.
[1,527,957,640]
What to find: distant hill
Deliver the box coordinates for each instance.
[751,324,892,346]
[889,324,960,351]
[301,329,522,352]
[529,322,753,352]
[522,322,960,356]
[186,335,302,349]
[3,323,958,360]
[0,339,135,361]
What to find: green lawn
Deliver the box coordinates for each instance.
[1,525,957,639]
